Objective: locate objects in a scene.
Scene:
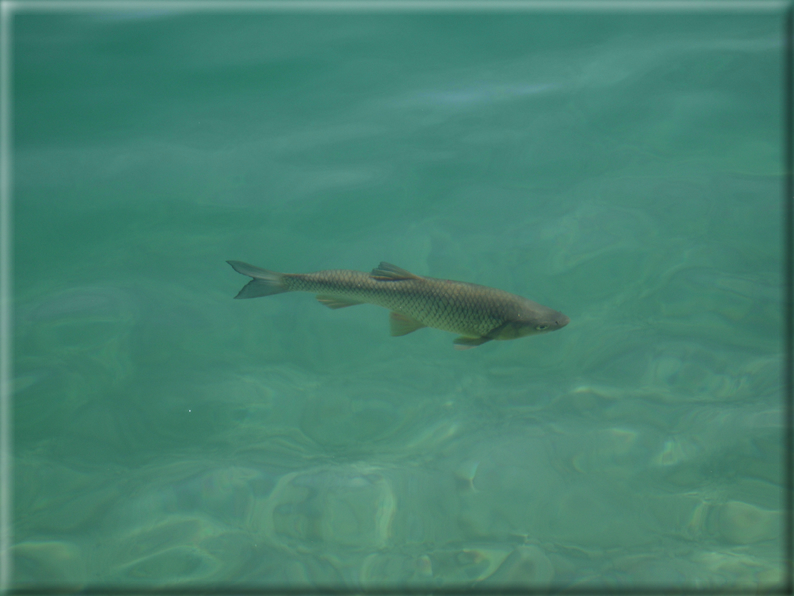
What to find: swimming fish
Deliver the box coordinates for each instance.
[227,261,569,350]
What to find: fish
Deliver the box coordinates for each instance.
[227,261,569,350]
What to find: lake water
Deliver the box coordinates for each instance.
[5,3,788,592]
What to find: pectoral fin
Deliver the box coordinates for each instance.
[389,312,426,336]
[316,295,364,309]
[453,336,492,350]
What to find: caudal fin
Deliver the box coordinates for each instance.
[227,260,289,299]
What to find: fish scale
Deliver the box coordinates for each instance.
[285,271,499,335]
[227,260,569,349]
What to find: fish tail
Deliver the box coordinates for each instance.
[227,261,290,299]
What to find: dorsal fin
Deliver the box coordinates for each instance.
[371,262,422,281]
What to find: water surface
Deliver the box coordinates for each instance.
[9,5,787,591]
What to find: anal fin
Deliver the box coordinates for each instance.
[453,336,492,350]
[390,311,426,336]
[316,295,364,309]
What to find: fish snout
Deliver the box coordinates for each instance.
[556,314,570,328]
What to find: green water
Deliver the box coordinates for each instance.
[7,5,787,591]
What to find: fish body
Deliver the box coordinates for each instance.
[227,261,569,349]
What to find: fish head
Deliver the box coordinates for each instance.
[493,299,569,340]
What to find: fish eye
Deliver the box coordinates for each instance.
[535,324,548,331]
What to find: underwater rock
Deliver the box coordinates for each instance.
[424,545,513,584]
[359,552,434,588]
[482,545,554,587]
[13,540,86,590]
[717,500,779,545]
[416,543,554,587]
[253,464,397,550]
[116,545,221,583]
